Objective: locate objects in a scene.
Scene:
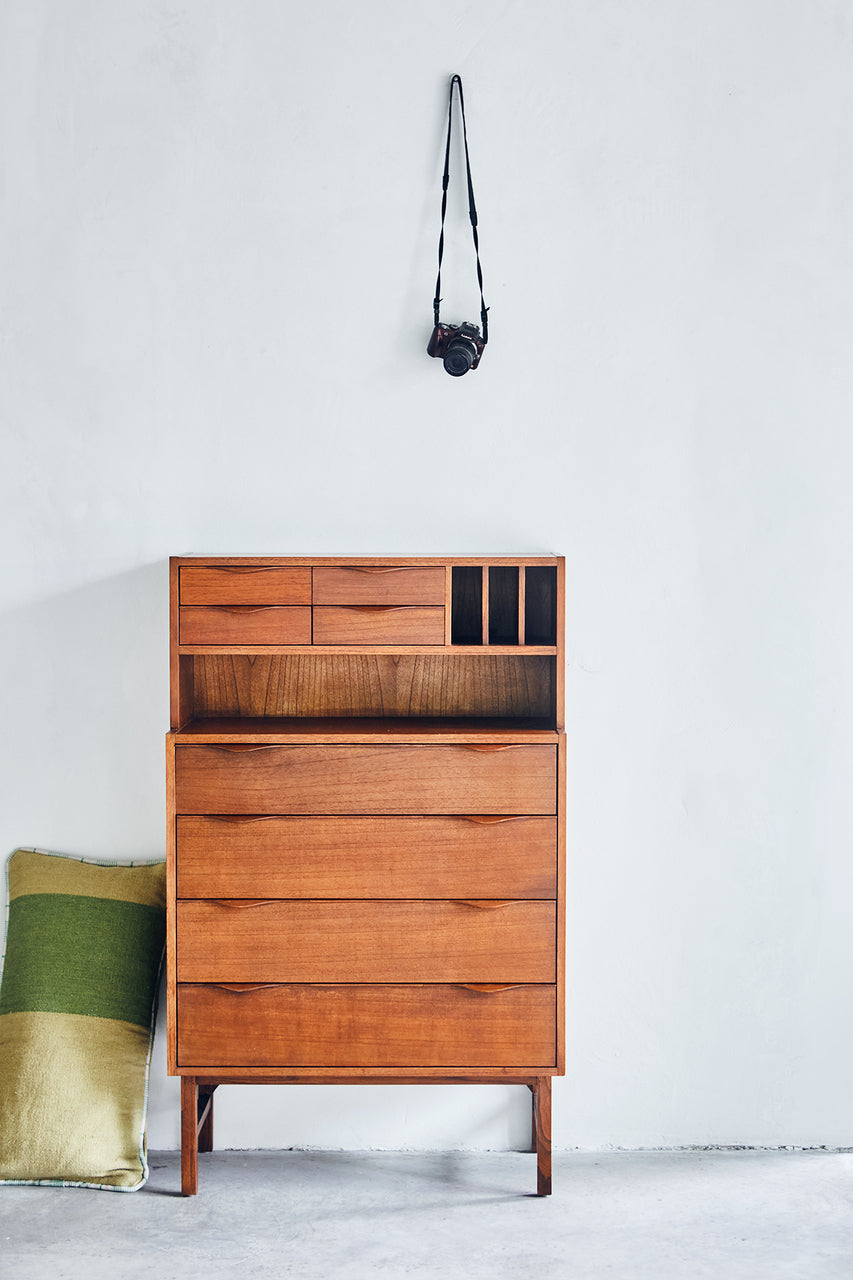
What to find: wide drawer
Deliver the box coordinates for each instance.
[312,566,445,606]
[180,566,312,606]
[174,744,557,815]
[177,982,556,1068]
[180,606,312,645]
[176,815,557,899]
[312,606,444,646]
[177,899,555,983]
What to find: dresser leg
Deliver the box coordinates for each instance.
[532,1075,552,1196]
[181,1076,199,1196]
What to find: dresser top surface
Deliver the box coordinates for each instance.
[171,555,562,567]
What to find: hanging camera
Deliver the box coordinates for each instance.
[428,75,489,377]
[427,320,485,376]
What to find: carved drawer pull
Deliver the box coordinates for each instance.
[214,899,278,910]
[461,815,525,824]
[207,744,278,753]
[347,567,412,575]
[456,900,519,910]
[212,983,279,993]
[463,744,516,753]
[457,984,525,994]
[209,815,276,824]
[346,606,409,615]
[212,567,283,575]
[205,606,278,615]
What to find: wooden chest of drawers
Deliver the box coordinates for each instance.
[166,556,565,1196]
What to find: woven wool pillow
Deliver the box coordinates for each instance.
[0,849,166,1191]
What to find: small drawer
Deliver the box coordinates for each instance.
[312,566,445,606]
[180,606,312,646]
[174,744,557,815]
[312,606,444,646]
[176,815,558,899]
[180,566,312,606]
[177,899,556,983]
[177,982,557,1068]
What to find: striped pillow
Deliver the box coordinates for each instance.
[0,849,166,1191]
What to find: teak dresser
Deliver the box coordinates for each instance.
[166,555,565,1195]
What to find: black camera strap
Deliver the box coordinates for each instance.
[433,74,489,344]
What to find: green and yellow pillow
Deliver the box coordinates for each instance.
[0,849,166,1191]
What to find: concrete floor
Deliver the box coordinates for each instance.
[1,1149,851,1279]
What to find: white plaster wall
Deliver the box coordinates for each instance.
[2,0,852,1152]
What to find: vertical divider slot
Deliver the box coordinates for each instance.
[488,567,520,645]
[451,567,484,645]
[524,567,558,645]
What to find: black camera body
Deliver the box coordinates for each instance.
[428,321,485,377]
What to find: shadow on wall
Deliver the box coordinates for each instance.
[0,560,169,861]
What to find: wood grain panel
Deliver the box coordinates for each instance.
[180,566,312,606]
[190,654,554,720]
[313,607,445,646]
[180,607,312,646]
[176,815,557,899]
[313,566,445,606]
[174,743,556,815]
[177,983,557,1068]
[176,900,556,982]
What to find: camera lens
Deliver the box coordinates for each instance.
[443,338,477,377]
